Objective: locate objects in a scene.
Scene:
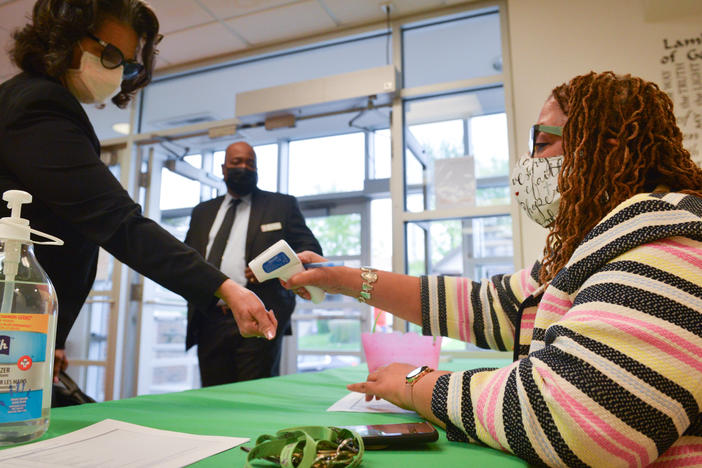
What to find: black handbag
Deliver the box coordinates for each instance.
[51,370,96,407]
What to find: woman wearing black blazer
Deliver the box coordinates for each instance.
[0,0,277,383]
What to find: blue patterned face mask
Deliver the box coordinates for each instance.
[510,152,564,228]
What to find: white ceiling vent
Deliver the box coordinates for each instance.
[235,65,398,124]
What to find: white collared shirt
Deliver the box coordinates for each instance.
[205,192,251,286]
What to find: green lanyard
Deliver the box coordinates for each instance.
[244,426,364,468]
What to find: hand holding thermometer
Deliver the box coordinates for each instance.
[248,239,326,304]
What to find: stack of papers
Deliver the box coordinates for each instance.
[0,419,248,467]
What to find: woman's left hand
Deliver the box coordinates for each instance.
[347,362,417,411]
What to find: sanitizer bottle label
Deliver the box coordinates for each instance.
[0,314,48,423]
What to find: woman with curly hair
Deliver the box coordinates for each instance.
[0,0,277,383]
[286,71,702,467]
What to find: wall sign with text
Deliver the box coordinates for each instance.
[659,32,702,167]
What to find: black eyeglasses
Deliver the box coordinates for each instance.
[86,32,143,80]
[529,124,563,157]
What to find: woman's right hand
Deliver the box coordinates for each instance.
[284,251,357,299]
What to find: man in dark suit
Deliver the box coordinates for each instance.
[185,141,323,386]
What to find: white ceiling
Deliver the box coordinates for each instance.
[3,0,701,83]
[0,0,471,83]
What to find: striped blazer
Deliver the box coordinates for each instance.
[420,192,702,467]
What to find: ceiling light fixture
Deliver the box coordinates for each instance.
[112,122,130,135]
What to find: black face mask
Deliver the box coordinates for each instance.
[225,167,258,196]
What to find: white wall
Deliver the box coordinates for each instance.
[506,0,702,267]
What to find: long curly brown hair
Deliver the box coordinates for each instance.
[539,71,702,284]
[10,0,161,108]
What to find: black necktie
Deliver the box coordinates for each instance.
[207,199,241,269]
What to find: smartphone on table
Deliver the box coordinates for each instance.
[338,421,438,448]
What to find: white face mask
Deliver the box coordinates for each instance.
[65,49,123,104]
[510,152,564,228]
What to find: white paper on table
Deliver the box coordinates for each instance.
[327,392,416,414]
[0,419,248,468]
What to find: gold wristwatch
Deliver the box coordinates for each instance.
[405,365,434,386]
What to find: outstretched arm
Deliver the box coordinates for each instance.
[284,251,423,326]
[286,251,535,342]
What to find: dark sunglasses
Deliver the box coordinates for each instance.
[529,124,563,157]
[86,32,143,80]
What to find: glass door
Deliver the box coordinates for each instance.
[132,141,223,395]
[131,135,282,394]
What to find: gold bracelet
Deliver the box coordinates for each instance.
[357,267,378,303]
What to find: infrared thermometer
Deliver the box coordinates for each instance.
[248,239,326,304]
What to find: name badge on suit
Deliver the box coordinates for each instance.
[261,222,282,232]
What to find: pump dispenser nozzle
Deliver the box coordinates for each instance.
[0,190,32,243]
[0,190,33,315]
[4,190,32,221]
[0,190,33,277]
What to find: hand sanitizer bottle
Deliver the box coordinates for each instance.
[0,190,63,445]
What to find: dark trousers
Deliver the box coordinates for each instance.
[196,307,285,387]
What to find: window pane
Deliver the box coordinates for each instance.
[296,319,361,353]
[154,308,187,346]
[83,366,105,402]
[404,88,509,212]
[370,199,392,271]
[406,192,424,213]
[412,120,464,159]
[148,215,192,305]
[406,215,514,278]
[406,223,426,276]
[159,168,200,210]
[66,299,111,362]
[93,248,114,290]
[405,149,424,210]
[403,10,502,88]
[294,302,362,372]
[288,133,364,196]
[305,213,361,257]
[160,215,190,244]
[470,113,508,177]
[143,303,198,394]
[254,143,278,192]
[372,129,391,179]
[213,150,224,174]
[370,198,394,330]
[183,154,201,168]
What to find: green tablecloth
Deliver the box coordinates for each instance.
[20,358,527,466]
